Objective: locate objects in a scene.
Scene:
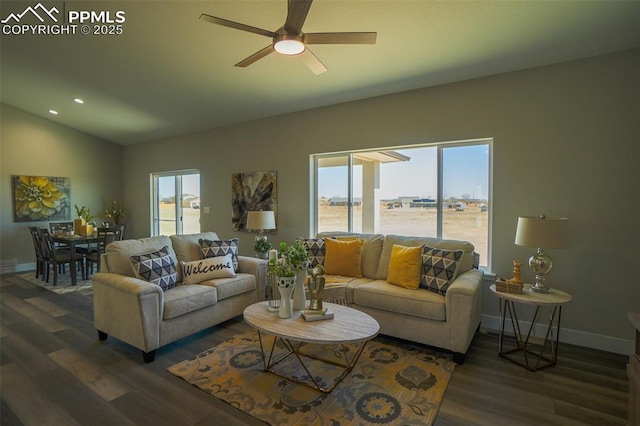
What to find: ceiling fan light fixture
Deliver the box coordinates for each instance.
[274,35,305,55]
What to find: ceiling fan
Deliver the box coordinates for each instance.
[200,0,376,75]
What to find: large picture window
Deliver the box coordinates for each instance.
[313,140,491,267]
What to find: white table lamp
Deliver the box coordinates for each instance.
[515,215,570,293]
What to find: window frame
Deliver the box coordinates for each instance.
[151,169,200,237]
[311,138,493,268]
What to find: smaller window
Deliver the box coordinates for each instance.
[151,171,201,236]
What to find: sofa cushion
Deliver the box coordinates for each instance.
[163,284,218,320]
[377,235,475,280]
[198,273,256,301]
[324,238,363,277]
[420,245,463,295]
[200,238,239,271]
[170,232,220,263]
[387,244,422,289]
[104,236,175,277]
[297,238,325,268]
[353,280,446,321]
[130,246,178,291]
[317,232,384,279]
[181,254,236,284]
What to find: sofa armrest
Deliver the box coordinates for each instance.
[92,272,164,352]
[238,256,269,301]
[445,269,484,354]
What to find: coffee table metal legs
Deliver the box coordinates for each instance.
[256,330,369,394]
[498,299,562,371]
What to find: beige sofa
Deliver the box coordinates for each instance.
[313,232,483,364]
[92,232,267,362]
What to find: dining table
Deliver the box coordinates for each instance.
[52,234,98,286]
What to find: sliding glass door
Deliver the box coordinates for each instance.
[152,170,200,236]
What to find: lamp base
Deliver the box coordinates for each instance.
[530,281,552,293]
[529,248,553,293]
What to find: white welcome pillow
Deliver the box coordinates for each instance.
[181,254,236,284]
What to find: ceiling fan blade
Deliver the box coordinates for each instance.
[235,45,275,67]
[284,0,313,35]
[304,32,377,44]
[300,48,327,75]
[200,14,276,38]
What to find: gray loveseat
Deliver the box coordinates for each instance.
[92,232,267,362]
[309,232,484,363]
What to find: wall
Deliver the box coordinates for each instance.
[123,49,639,353]
[0,104,123,270]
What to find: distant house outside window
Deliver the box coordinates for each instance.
[312,140,491,267]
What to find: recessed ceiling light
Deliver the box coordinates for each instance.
[73,98,84,104]
[48,109,59,115]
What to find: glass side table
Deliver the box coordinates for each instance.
[490,283,572,371]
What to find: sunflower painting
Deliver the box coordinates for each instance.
[12,175,71,222]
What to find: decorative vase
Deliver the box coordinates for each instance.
[293,270,307,310]
[74,218,85,234]
[307,270,326,311]
[277,276,295,318]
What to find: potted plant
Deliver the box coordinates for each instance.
[253,236,272,259]
[269,241,309,318]
[104,198,126,225]
[74,204,96,235]
[75,204,96,223]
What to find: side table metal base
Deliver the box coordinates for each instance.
[498,299,562,371]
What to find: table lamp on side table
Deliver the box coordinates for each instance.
[514,215,570,293]
[246,210,276,259]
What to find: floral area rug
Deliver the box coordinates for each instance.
[18,271,93,294]
[168,331,455,425]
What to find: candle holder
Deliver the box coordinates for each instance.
[266,273,281,312]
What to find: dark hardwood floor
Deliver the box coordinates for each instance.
[0,273,629,425]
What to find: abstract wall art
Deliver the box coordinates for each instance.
[231,171,277,232]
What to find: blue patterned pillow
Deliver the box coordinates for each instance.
[420,245,463,295]
[130,246,178,291]
[200,238,239,272]
[297,238,325,268]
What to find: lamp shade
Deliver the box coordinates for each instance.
[515,216,570,249]
[246,210,275,231]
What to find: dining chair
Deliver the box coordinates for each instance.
[39,228,84,285]
[49,221,74,235]
[28,226,46,280]
[49,221,75,251]
[85,226,123,277]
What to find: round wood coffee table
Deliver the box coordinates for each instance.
[243,302,379,393]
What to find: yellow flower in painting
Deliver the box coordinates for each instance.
[14,176,67,220]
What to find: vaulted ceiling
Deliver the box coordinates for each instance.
[1,1,639,145]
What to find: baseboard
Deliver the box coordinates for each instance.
[481,314,633,356]
[0,262,36,275]
[16,262,36,273]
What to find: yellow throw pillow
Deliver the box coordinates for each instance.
[324,238,363,277]
[387,244,422,289]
